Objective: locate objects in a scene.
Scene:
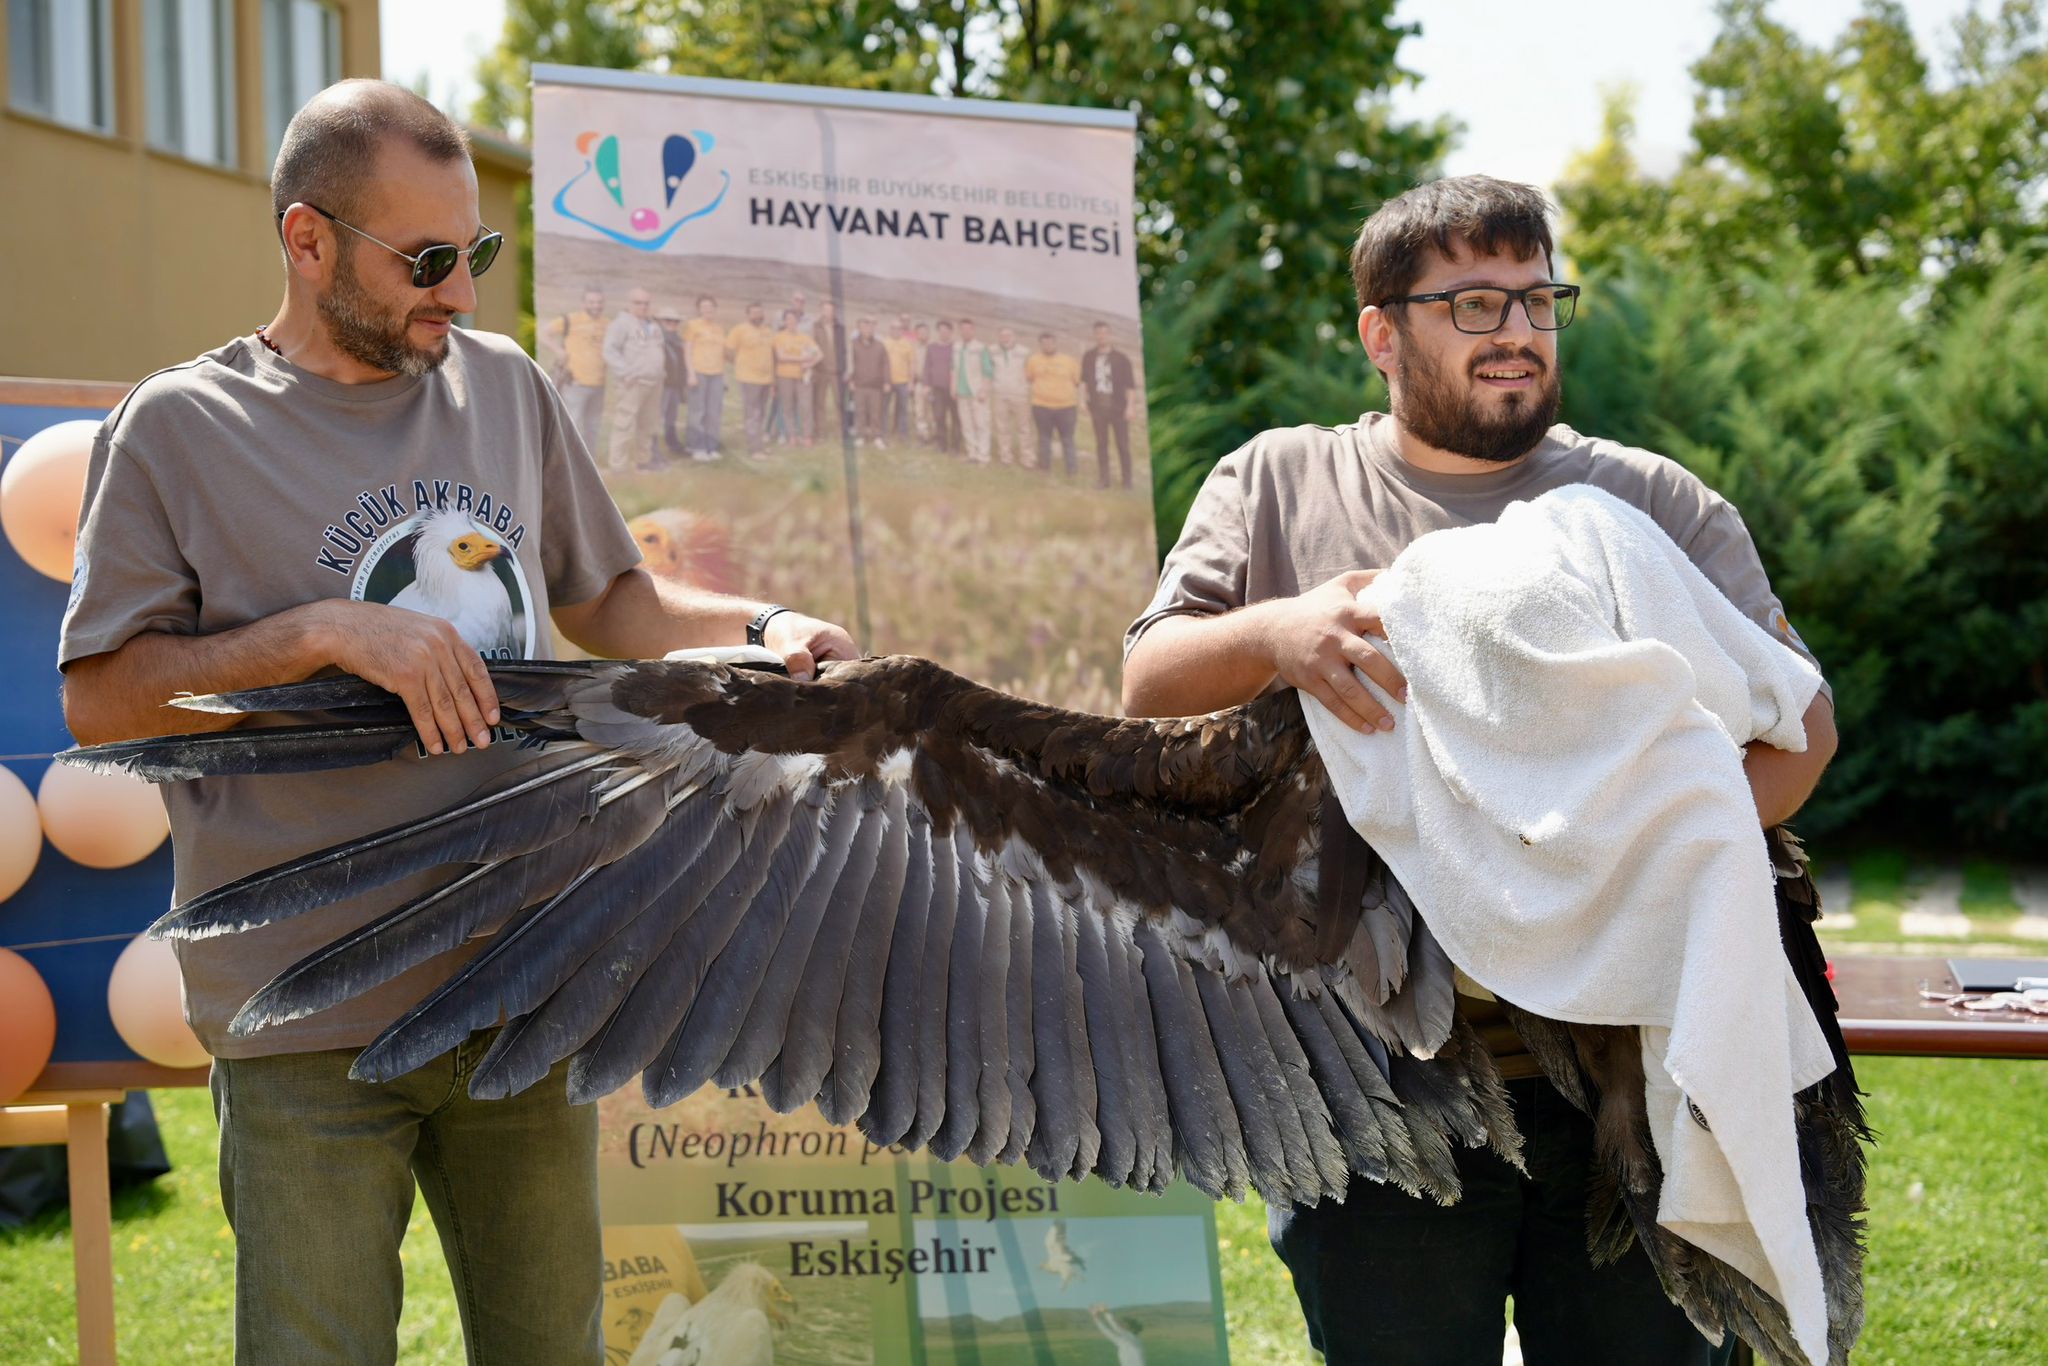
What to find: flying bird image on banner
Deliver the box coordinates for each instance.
[70,643,1867,1366]
[356,507,533,660]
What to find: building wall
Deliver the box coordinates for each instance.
[0,0,530,383]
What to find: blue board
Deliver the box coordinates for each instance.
[0,400,176,1066]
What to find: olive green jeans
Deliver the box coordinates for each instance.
[210,1032,601,1365]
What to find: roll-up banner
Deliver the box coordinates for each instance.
[531,67,1227,1365]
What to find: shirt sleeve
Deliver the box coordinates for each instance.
[536,369,642,608]
[1682,500,1831,700]
[59,425,201,668]
[1124,450,1252,656]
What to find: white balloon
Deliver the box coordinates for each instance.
[38,762,169,868]
[0,417,98,582]
[0,765,41,903]
[107,934,208,1070]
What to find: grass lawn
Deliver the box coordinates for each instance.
[3,1055,2042,1362]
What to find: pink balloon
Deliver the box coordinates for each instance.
[107,934,208,1070]
[38,763,169,869]
[0,766,40,903]
[0,948,57,1101]
[0,418,97,582]
[630,207,659,231]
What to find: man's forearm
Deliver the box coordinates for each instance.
[553,567,761,660]
[1121,607,1284,718]
[62,604,336,746]
[1746,694,1838,827]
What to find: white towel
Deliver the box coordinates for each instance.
[1304,484,1837,1366]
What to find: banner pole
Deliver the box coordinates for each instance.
[813,107,874,646]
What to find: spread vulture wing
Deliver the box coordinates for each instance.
[65,653,1866,1364]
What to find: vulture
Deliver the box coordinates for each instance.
[390,510,519,657]
[64,651,1868,1365]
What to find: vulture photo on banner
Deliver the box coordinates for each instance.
[67,502,1870,1366]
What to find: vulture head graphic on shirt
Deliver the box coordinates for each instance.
[361,508,530,660]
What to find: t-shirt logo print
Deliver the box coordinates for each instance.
[355,508,534,660]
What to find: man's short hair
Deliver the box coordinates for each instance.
[697,295,716,307]
[271,79,471,225]
[1350,175,1555,311]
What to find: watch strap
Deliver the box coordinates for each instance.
[746,604,792,647]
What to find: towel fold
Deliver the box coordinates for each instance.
[1305,483,1836,1366]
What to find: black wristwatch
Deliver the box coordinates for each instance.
[746,604,792,647]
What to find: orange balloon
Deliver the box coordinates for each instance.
[0,948,57,1101]
[38,762,169,869]
[0,417,97,581]
[107,934,207,1069]
[0,765,40,903]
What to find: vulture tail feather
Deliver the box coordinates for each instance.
[1191,967,1294,1205]
[1278,983,1393,1186]
[756,782,896,1113]
[230,774,673,1034]
[993,871,1040,1169]
[962,858,1016,1167]
[354,790,729,1088]
[1023,878,1083,1183]
[901,818,960,1152]
[663,787,859,1101]
[854,809,937,1147]
[570,788,803,1103]
[1071,907,1137,1189]
[817,788,915,1127]
[1134,918,1248,1200]
[711,792,868,1090]
[641,786,830,1107]
[168,660,613,716]
[1247,972,1351,1201]
[158,750,618,939]
[1107,915,1175,1194]
[65,721,423,784]
[473,811,745,1102]
[927,825,987,1162]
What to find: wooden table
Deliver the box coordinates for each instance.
[0,1061,210,1365]
[1832,956,2048,1059]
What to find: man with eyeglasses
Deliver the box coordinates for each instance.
[1123,175,1835,1365]
[57,79,856,1366]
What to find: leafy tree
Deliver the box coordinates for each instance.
[1558,0,2048,290]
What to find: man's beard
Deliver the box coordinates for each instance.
[317,246,452,379]
[1393,336,1561,464]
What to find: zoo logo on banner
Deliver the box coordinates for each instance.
[551,129,729,251]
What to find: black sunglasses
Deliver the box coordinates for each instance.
[281,204,503,288]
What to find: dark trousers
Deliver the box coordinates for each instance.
[1269,1076,1717,1366]
[1033,404,1077,474]
[661,383,683,452]
[929,392,960,453]
[1089,400,1131,487]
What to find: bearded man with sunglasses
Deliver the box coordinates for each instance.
[1123,176,1836,1365]
[58,80,855,1365]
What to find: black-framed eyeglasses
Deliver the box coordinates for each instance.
[281,204,503,289]
[1379,283,1582,334]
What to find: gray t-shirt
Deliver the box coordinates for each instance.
[1127,412,1826,1078]
[1129,412,1822,681]
[61,328,642,1056]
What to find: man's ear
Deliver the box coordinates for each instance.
[278,203,332,283]
[1359,305,1399,381]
